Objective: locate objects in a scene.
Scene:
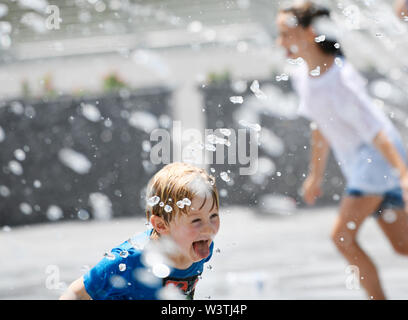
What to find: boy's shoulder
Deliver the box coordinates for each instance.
[108,228,152,265]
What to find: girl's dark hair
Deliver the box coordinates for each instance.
[281,1,344,57]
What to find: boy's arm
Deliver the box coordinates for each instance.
[373,130,408,212]
[59,276,92,300]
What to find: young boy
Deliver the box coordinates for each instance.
[59,162,220,300]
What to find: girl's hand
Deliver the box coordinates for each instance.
[302,174,323,205]
[400,171,408,213]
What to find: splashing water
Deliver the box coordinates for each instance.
[128,111,159,133]
[147,196,160,207]
[46,205,63,221]
[104,252,116,261]
[58,148,92,175]
[220,171,231,182]
[19,202,32,215]
[89,192,113,221]
[258,194,296,215]
[229,96,244,104]
[8,160,23,175]
[238,120,261,132]
[14,149,26,161]
[80,103,101,122]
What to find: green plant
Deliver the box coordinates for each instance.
[206,69,231,85]
[103,72,127,92]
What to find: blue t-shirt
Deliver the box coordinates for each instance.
[83,229,214,300]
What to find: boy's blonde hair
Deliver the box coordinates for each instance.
[145,162,219,236]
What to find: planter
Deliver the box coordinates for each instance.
[0,86,173,227]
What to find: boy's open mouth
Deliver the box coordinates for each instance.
[192,239,210,259]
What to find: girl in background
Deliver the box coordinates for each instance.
[276,1,408,300]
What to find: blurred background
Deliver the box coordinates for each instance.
[1,0,408,299]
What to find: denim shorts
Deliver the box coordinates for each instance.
[345,187,405,218]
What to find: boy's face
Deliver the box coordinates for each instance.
[157,195,220,267]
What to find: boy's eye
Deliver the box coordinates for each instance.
[210,213,219,219]
[192,219,201,223]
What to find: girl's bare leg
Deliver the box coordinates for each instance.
[377,208,408,256]
[331,195,385,300]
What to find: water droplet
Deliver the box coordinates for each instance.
[46,205,63,221]
[176,200,185,209]
[219,128,231,136]
[58,148,92,175]
[346,221,356,230]
[157,284,185,300]
[182,198,191,206]
[8,160,23,176]
[104,252,116,260]
[14,149,26,161]
[238,119,261,132]
[205,144,217,151]
[229,96,243,104]
[119,250,129,258]
[19,202,32,215]
[77,209,90,220]
[334,57,343,67]
[80,103,101,122]
[89,192,112,221]
[276,73,289,82]
[159,202,164,207]
[33,180,42,188]
[310,66,321,77]
[109,275,126,288]
[152,263,171,278]
[382,210,397,224]
[147,196,160,206]
[0,185,10,197]
[0,126,5,143]
[164,205,173,213]
[220,172,230,182]
[119,263,127,272]
[250,80,260,93]
[314,35,326,43]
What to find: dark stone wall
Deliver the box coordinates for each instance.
[0,87,173,227]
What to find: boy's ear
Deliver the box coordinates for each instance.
[150,215,170,236]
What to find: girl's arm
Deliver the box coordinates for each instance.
[394,0,408,19]
[309,127,330,180]
[302,126,330,205]
[373,130,408,212]
[59,277,92,300]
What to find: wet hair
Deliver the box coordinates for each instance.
[280,1,344,57]
[145,162,219,237]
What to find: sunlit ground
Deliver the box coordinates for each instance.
[1,205,408,300]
